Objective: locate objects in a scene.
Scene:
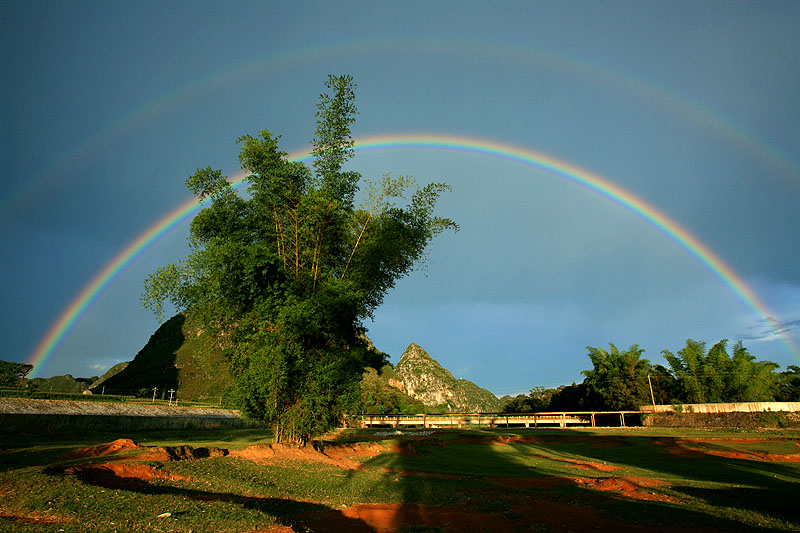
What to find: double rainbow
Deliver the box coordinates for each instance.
[26,133,799,377]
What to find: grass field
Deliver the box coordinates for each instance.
[1,426,799,532]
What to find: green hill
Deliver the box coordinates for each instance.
[27,374,97,394]
[99,314,234,404]
[88,361,129,393]
[104,318,500,412]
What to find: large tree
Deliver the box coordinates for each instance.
[0,360,33,387]
[142,75,457,443]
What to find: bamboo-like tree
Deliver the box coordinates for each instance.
[662,339,778,403]
[142,75,457,444]
[581,343,653,410]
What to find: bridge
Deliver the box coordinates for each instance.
[356,411,643,429]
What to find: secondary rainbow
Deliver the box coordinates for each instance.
[7,38,798,220]
[26,133,800,377]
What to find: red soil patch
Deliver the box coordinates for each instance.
[315,503,522,532]
[381,467,463,479]
[683,437,775,444]
[653,438,707,458]
[654,437,800,462]
[314,497,704,533]
[230,441,383,470]
[487,476,569,489]
[50,462,190,490]
[573,476,679,502]
[552,457,621,472]
[388,441,418,456]
[57,438,141,461]
[134,445,228,462]
[511,497,710,532]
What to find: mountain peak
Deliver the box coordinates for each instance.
[394,343,501,412]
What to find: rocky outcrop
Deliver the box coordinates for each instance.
[393,343,502,412]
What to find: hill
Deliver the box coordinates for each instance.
[98,314,234,404]
[102,317,501,412]
[88,361,129,393]
[360,364,426,414]
[393,343,503,412]
[27,374,97,394]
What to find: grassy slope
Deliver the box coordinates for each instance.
[88,362,129,393]
[26,375,94,394]
[98,314,234,403]
[1,427,798,531]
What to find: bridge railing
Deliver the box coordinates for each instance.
[356,411,643,429]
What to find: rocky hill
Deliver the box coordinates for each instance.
[393,343,503,412]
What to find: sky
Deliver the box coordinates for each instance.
[1,1,799,397]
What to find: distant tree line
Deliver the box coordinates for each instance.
[503,339,800,413]
[0,360,33,387]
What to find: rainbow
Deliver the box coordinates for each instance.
[26,133,800,377]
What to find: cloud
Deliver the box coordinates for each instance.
[738,317,800,343]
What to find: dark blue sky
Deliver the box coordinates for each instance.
[2,1,798,395]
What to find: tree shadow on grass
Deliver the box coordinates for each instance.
[502,428,800,528]
[45,461,374,532]
[345,428,758,532]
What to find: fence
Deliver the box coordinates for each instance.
[356,411,644,429]
[639,402,800,414]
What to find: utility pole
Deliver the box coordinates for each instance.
[152,387,158,403]
[167,389,175,406]
[648,375,656,408]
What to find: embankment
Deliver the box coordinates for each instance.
[0,398,264,433]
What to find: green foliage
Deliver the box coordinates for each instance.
[0,359,33,387]
[580,343,653,410]
[501,386,557,413]
[662,339,778,403]
[142,76,456,443]
[775,365,800,401]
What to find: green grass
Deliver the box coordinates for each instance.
[1,427,799,531]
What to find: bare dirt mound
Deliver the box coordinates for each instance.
[48,462,191,490]
[134,445,228,462]
[56,438,141,461]
[574,475,679,502]
[230,441,384,470]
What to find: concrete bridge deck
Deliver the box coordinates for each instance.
[358,411,643,429]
